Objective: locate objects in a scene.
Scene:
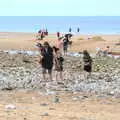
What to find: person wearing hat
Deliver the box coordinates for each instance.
[41,41,53,81]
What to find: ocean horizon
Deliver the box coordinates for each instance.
[0,16,120,34]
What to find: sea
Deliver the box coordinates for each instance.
[0,16,120,34]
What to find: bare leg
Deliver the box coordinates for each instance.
[84,71,88,80]
[59,71,63,81]
[55,71,58,81]
[42,73,46,81]
[49,73,52,81]
[87,72,91,79]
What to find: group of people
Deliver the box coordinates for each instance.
[36,29,48,40]
[36,40,93,81]
[35,28,94,81]
[36,41,64,81]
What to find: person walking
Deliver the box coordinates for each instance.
[40,42,54,81]
[63,36,69,55]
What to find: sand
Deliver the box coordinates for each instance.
[0,32,120,53]
[0,32,120,120]
[0,91,120,120]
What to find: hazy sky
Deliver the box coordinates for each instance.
[0,0,120,16]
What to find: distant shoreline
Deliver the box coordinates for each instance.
[1,31,120,35]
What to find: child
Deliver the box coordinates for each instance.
[83,50,92,79]
[53,46,64,81]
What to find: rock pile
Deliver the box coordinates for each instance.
[0,52,120,97]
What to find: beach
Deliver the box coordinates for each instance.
[0,91,120,120]
[0,32,120,120]
[0,32,120,52]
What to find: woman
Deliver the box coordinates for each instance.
[41,42,53,81]
[53,46,64,81]
[83,50,92,79]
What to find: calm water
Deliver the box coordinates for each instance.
[0,16,120,34]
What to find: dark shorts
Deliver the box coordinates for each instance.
[63,46,68,51]
[42,68,52,74]
[55,66,63,72]
[84,65,92,72]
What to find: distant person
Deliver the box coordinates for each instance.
[63,36,69,55]
[65,33,73,49]
[53,46,64,81]
[57,38,63,52]
[45,28,48,36]
[41,32,44,40]
[69,27,72,32]
[41,42,53,81]
[57,32,60,38]
[83,50,92,79]
[77,28,80,32]
[38,29,41,34]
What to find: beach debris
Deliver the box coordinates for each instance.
[53,96,60,103]
[5,104,16,109]
[0,52,120,98]
[42,112,49,116]
[40,103,49,107]
[32,97,36,100]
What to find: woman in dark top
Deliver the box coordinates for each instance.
[41,41,53,81]
[83,50,92,79]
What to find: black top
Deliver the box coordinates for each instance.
[83,55,92,66]
[41,46,53,69]
[63,38,69,46]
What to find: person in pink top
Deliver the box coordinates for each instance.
[57,38,63,51]
[57,32,60,38]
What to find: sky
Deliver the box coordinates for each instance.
[0,0,120,16]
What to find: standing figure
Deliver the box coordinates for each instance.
[45,28,48,36]
[83,50,92,79]
[77,28,80,33]
[53,46,64,81]
[69,27,72,32]
[41,42,54,81]
[57,32,60,38]
[63,36,69,55]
